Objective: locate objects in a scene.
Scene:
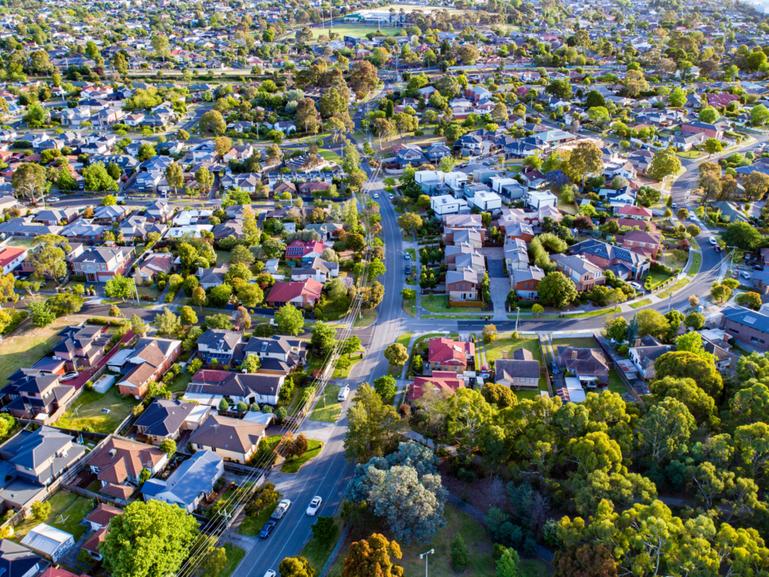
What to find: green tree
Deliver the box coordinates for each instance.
[564,141,603,187]
[83,162,119,192]
[179,306,198,326]
[384,343,408,368]
[165,162,184,195]
[496,546,521,577]
[274,304,304,336]
[538,272,578,308]
[342,533,404,577]
[195,166,214,195]
[699,106,720,123]
[279,556,316,577]
[604,317,629,342]
[311,321,336,356]
[737,291,763,310]
[200,109,226,136]
[647,149,681,180]
[450,535,469,572]
[105,274,135,301]
[203,546,228,577]
[29,301,55,327]
[160,438,176,457]
[242,353,261,373]
[668,87,687,108]
[635,309,669,340]
[751,104,769,126]
[722,221,763,250]
[373,375,397,403]
[345,384,402,462]
[101,500,199,577]
[12,162,47,203]
[153,308,182,338]
[398,212,423,236]
[655,350,723,398]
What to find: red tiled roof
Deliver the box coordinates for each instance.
[407,371,464,402]
[0,246,25,267]
[427,338,475,366]
[266,279,323,305]
[617,205,652,218]
[41,568,92,577]
[191,369,231,384]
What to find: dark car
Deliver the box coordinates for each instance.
[258,520,277,539]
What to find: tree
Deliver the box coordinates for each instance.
[195,166,214,195]
[28,238,67,281]
[655,350,723,398]
[723,221,763,250]
[31,500,51,521]
[637,397,696,462]
[101,500,199,577]
[83,162,119,192]
[704,138,723,155]
[138,143,157,162]
[451,535,469,572]
[214,136,232,159]
[497,547,522,577]
[12,163,47,203]
[24,103,47,128]
[635,309,669,340]
[737,291,763,310]
[165,162,184,195]
[29,301,55,327]
[179,306,198,327]
[204,546,228,577]
[200,109,226,135]
[131,315,148,337]
[458,44,480,65]
[744,171,769,200]
[699,106,720,123]
[242,354,261,373]
[538,272,578,308]
[668,87,687,108]
[384,343,408,368]
[604,317,629,342]
[311,322,336,356]
[295,98,321,134]
[154,308,181,338]
[279,557,315,577]
[342,533,404,577]
[102,195,118,206]
[275,304,304,336]
[398,212,423,236]
[105,274,135,301]
[647,149,681,181]
[650,376,717,426]
[345,384,402,462]
[483,324,497,343]
[564,141,603,187]
[160,438,176,457]
[192,286,207,309]
[622,69,649,98]
[553,543,617,577]
[374,375,397,403]
[237,284,263,308]
[751,104,769,126]
[348,61,379,99]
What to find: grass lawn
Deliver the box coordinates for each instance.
[169,371,191,395]
[678,150,704,159]
[564,307,620,319]
[646,269,675,290]
[239,499,278,536]
[422,294,482,313]
[658,277,690,299]
[396,332,413,349]
[551,336,597,348]
[137,285,161,301]
[216,544,245,577]
[607,370,628,394]
[318,149,342,163]
[629,298,652,309]
[689,250,703,274]
[216,249,232,265]
[301,518,340,574]
[282,439,324,473]
[484,336,541,364]
[353,308,377,328]
[54,387,136,434]
[0,315,76,386]
[311,24,403,39]
[310,385,342,423]
[13,491,93,540]
[403,296,416,316]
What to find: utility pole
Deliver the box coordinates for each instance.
[419,549,434,577]
[515,306,520,333]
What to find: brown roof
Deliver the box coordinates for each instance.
[188,413,265,455]
[89,437,165,485]
[85,503,122,528]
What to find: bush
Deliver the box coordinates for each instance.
[451,536,469,572]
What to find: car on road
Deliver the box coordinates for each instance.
[258,520,277,539]
[372,192,379,198]
[60,372,78,382]
[337,385,350,401]
[709,237,718,245]
[306,496,323,516]
[754,265,764,271]
[628,281,644,293]
[46,196,60,203]
[271,499,292,520]
[741,271,751,279]
[404,253,411,260]
[388,193,394,199]
[264,571,276,577]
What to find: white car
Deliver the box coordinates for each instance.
[60,372,79,382]
[46,196,60,203]
[337,385,350,402]
[306,496,323,516]
[709,237,718,245]
[741,271,751,279]
[264,571,276,577]
[372,192,379,199]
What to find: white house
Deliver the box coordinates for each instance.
[21,523,75,562]
[444,171,469,193]
[431,194,469,216]
[470,190,502,212]
[524,189,558,210]
[415,170,444,193]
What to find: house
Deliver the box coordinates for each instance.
[551,254,605,291]
[186,370,285,407]
[290,257,339,283]
[133,399,208,444]
[427,338,475,373]
[629,338,672,380]
[84,503,122,533]
[494,348,540,388]
[0,246,27,274]
[71,246,133,282]
[570,239,650,281]
[680,121,723,140]
[406,371,464,403]
[0,540,47,577]
[446,268,481,302]
[21,524,74,562]
[510,266,545,300]
[240,336,307,375]
[524,189,558,210]
[615,205,653,221]
[430,195,469,216]
[88,437,168,501]
[618,230,662,259]
[1,370,78,423]
[266,279,323,308]
[720,306,769,351]
[197,330,243,365]
[470,190,502,212]
[557,346,610,386]
[0,427,86,509]
[52,324,110,370]
[117,338,182,399]
[285,240,325,263]
[142,450,223,513]
[188,413,266,464]
[134,252,174,283]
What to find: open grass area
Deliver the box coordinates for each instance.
[54,387,135,434]
[564,306,620,319]
[301,518,340,574]
[169,371,191,395]
[13,491,93,540]
[396,332,413,349]
[0,315,75,386]
[551,336,597,348]
[677,150,704,159]
[310,384,342,423]
[689,250,703,274]
[216,544,246,577]
[318,148,342,163]
[311,23,403,39]
[422,294,483,313]
[282,439,324,473]
[646,269,675,290]
[629,298,653,309]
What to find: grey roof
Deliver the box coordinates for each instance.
[495,358,540,380]
[722,306,769,332]
[142,449,223,509]
[197,329,242,353]
[134,399,196,438]
[0,540,45,577]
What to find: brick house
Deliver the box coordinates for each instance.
[427,338,475,373]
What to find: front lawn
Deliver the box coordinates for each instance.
[646,269,675,290]
[0,315,75,386]
[551,337,597,348]
[421,294,483,313]
[54,387,136,434]
[629,298,652,309]
[310,385,342,423]
[282,439,324,473]
[216,543,245,577]
[13,491,93,540]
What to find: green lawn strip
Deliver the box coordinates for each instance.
[421,294,484,313]
[563,306,620,319]
[169,371,191,395]
[689,250,703,274]
[551,336,598,348]
[0,316,75,386]
[310,385,342,423]
[607,370,628,394]
[282,439,324,473]
[13,491,94,540]
[658,277,690,299]
[396,332,413,349]
[301,518,340,574]
[216,544,246,577]
[513,389,544,401]
[403,298,416,316]
[333,353,363,379]
[628,298,652,309]
[54,387,135,434]
[239,499,278,536]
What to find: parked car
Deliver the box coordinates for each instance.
[337,385,350,402]
[741,271,751,279]
[271,499,292,520]
[709,237,718,245]
[264,571,276,577]
[306,496,323,516]
[60,372,79,381]
[258,520,277,539]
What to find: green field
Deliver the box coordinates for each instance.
[13,491,93,540]
[311,24,403,39]
[629,298,653,309]
[55,387,136,434]
[0,315,75,386]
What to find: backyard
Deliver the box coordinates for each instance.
[54,386,135,434]
[0,315,76,385]
[13,491,93,540]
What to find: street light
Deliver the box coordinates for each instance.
[419,549,434,577]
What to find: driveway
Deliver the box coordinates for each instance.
[489,277,509,321]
